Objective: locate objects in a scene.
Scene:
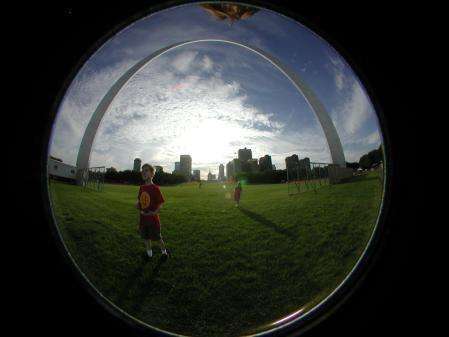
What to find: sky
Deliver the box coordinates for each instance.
[49,3,382,179]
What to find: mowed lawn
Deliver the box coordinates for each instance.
[49,172,382,337]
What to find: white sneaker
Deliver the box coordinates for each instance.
[147,249,153,258]
[161,249,169,260]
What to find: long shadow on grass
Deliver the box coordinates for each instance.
[238,207,297,239]
[115,254,170,313]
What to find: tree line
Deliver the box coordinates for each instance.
[234,166,329,184]
[104,145,383,186]
[105,168,187,186]
[235,170,287,184]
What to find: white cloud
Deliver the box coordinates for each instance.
[342,83,371,135]
[327,51,347,91]
[362,130,381,145]
[344,150,368,163]
[172,51,199,73]
[328,77,383,164]
[325,49,378,145]
[333,81,372,139]
[335,71,345,91]
[202,55,213,71]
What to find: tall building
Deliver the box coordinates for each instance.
[226,159,242,179]
[207,171,216,181]
[248,158,259,172]
[286,155,312,179]
[218,164,225,181]
[192,169,201,181]
[180,155,192,180]
[133,158,141,172]
[299,157,311,172]
[226,161,234,180]
[238,147,252,162]
[259,155,273,171]
[285,154,300,172]
[174,162,181,174]
[232,158,242,175]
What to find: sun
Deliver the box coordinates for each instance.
[176,118,242,164]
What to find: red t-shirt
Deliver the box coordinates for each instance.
[234,187,241,200]
[138,184,165,226]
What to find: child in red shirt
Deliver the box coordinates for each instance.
[136,164,168,258]
[234,180,242,207]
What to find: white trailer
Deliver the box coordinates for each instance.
[48,157,77,182]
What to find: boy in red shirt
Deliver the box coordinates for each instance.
[234,180,242,207]
[136,164,168,258]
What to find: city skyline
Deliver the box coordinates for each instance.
[125,143,359,180]
[49,5,382,178]
[126,142,362,181]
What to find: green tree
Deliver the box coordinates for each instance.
[359,154,371,170]
[346,162,360,170]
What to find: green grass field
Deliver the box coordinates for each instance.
[49,172,382,336]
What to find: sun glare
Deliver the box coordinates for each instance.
[175,115,242,164]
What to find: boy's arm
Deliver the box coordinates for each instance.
[152,188,165,214]
[136,187,141,209]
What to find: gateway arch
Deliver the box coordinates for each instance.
[76,39,346,182]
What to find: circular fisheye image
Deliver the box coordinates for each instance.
[46,3,386,336]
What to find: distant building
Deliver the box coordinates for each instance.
[232,158,242,175]
[227,155,247,180]
[192,169,201,181]
[286,154,300,180]
[298,157,311,172]
[133,158,141,172]
[226,161,234,180]
[218,164,225,181]
[286,155,312,179]
[155,166,163,173]
[285,154,300,172]
[247,158,259,172]
[259,155,273,171]
[173,161,181,174]
[207,171,216,181]
[238,147,252,162]
[180,155,192,180]
[241,160,251,173]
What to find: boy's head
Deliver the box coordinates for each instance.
[141,164,155,181]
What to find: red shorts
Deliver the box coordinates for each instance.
[234,190,241,201]
[139,215,161,240]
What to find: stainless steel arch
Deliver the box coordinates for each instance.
[76,39,346,181]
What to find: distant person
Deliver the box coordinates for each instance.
[199,180,202,189]
[234,180,242,207]
[136,164,169,259]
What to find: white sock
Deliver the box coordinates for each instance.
[147,249,153,257]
